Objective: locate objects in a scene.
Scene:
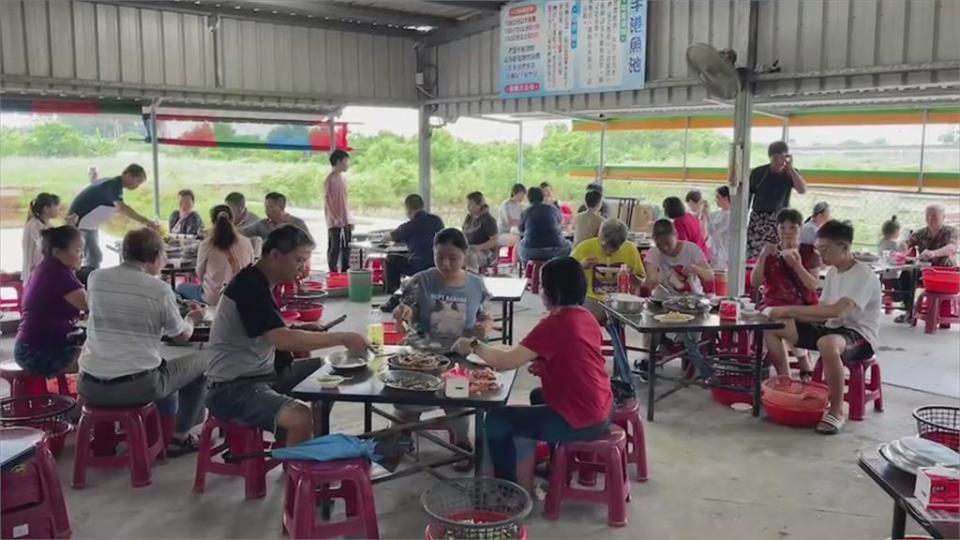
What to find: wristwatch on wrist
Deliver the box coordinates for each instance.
[469,338,480,352]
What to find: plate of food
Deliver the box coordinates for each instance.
[654,311,696,323]
[328,350,372,370]
[388,350,452,373]
[662,295,712,314]
[468,367,502,395]
[378,370,443,392]
[401,335,446,352]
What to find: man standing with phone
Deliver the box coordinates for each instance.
[746,141,807,259]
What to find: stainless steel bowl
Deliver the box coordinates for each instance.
[328,350,371,370]
[606,294,646,313]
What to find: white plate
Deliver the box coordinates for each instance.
[730,402,752,412]
[654,312,695,323]
[466,353,488,366]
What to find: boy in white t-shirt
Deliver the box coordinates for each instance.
[641,219,716,381]
[764,220,881,435]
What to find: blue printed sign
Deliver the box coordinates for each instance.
[499,0,647,99]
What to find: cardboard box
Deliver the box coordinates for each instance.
[914,465,960,512]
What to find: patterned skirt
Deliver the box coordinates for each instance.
[746,211,779,260]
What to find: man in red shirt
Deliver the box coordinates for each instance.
[452,257,612,483]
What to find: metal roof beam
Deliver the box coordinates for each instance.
[425,1,502,12]
[422,12,500,45]
[224,0,456,28]
[96,1,428,37]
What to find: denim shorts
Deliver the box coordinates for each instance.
[206,380,294,432]
[14,342,79,378]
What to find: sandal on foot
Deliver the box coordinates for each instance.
[799,370,814,383]
[893,314,911,324]
[167,434,200,457]
[815,413,845,435]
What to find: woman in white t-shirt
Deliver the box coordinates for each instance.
[176,205,254,305]
[21,193,64,285]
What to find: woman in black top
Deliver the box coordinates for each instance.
[518,187,572,267]
[746,141,807,259]
[462,192,499,272]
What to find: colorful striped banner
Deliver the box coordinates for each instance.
[569,165,960,192]
[573,106,960,132]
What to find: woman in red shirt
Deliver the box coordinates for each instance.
[752,208,822,377]
[452,257,613,482]
[664,196,710,260]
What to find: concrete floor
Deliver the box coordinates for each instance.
[2,291,958,539]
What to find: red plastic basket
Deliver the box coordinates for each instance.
[383,321,406,346]
[923,267,960,294]
[762,377,829,427]
[424,511,528,540]
[709,373,754,406]
[326,272,349,289]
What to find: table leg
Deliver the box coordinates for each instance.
[507,301,515,345]
[364,402,372,433]
[473,410,485,477]
[312,400,333,519]
[169,272,176,289]
[647,333,660,422]
[501,301,509,345]
[752,328,764,417]
[891,501,907,539]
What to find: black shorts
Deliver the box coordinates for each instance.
[794,322,875,363]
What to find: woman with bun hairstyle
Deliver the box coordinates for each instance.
[176,205,255,305]
[21,193,65,285]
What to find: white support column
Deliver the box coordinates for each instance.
[150,98,161,219]
[418,105,433,211]
[727,0,758,298]
[517,122,524,183]
[598,121,608,184]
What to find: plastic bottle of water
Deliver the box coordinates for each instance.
[617,264,632,294]
[367,308,384,353]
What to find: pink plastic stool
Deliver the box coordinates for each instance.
[193,416,283,499]
[282,458,379,540]
[611,401,648,482]
[524,260,546,294]
[72,403,166,488]
[912,291,960,334]
[0,360,71,399]
[812,356,883,421]
[0,273,23,313]
[1,427,71,539]
[544,426,629,527]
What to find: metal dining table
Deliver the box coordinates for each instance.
[290,347,518,481]
[483,277,527,345]
[600,301,784,421]
[858,456,959,539]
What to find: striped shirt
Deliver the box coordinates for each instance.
[78,262,189,379]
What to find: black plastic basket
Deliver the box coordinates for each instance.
[913,405,960,451]
[0,394,76,456]
[421,478,532,540]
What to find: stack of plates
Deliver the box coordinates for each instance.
[878,436,960,474]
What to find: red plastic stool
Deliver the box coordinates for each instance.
[544,426,629,527]
[282,458,379,540]
[611,401,648,482]
[1,427,71,539]
[912,291,960,334]
[72,403,166,488]
[194,416,283,499]
[812,356,883,421]
[0,273,23,313]
[0,361,71,400]
[524,260,546,294]
[366,254,386,286]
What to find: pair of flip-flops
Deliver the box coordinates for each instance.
[815,413,845,435]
